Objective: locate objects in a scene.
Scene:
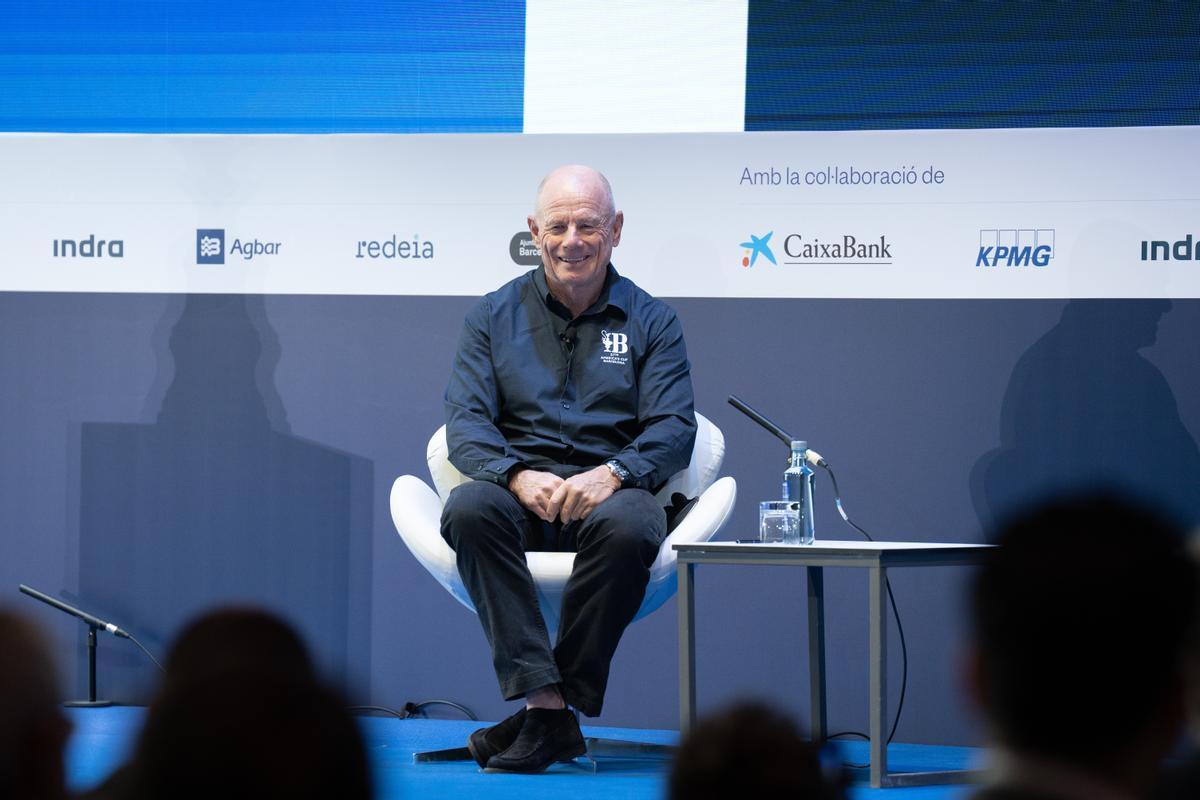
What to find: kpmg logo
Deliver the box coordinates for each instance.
[600,329,629,366]
[976,229,1054,268]
[510,232,542,266]
[1141,234,1200,261]
[355,234,435,260]
[738,232,777,267]
[196,229,225,264]
[52,234,124,258]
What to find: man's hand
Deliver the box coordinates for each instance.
[508,468,565,522]
[547,466,621,524]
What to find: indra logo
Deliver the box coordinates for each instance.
[600,329,630,366]
[510,232,542,266]
[53,234,124,258]
[196,229,282,265]
[1141,234,1200,261]
[738,232,777,267]
[976,229,1054,268]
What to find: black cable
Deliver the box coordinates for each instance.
[125,632,165,672]
[819,464,909,760]
[405,699,478,720]
[348,704,408,720]
[348,700,478,721]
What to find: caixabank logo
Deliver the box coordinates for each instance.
[738,232,776,267]
[976,229,1054,267]
[196,229,283,265]
[739,230,892,267]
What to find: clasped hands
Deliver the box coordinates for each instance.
[508,465,621,524]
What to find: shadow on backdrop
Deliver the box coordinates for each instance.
[971,299,1200,534]
[74,295,372,700]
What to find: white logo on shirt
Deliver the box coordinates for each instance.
[600,330,630,365]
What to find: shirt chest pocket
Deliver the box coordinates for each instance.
[575,343,638,414]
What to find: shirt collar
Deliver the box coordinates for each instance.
[532,264,629,319]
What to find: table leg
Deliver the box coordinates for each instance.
[869,565,888,788]
[678,560,697,733]
[806,566,827,742]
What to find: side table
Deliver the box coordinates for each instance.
[674,540,991,788]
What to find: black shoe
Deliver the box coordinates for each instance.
[484,707,587,773]
[467,707,527,769]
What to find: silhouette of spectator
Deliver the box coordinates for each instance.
[1149,537,1200,800]
[85,607,371,800]
[966,491,1197,800]
[157,605,317,689]
[668,701,845,799]
[0,608,70,800]
[972,300,1200,532]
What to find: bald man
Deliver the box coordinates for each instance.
[441,165,696,772]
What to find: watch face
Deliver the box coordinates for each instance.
[606,460,630,482]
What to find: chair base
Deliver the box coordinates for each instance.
[412,737,676,767]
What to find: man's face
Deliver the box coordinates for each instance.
[528,176,622,299]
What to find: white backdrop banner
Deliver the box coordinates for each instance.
[1,127,1197,298]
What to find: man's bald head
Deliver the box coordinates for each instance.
[527,164,624,316]
[533,165,616,225]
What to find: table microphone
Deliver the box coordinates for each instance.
[726,395,826,467]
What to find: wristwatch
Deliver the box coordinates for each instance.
[604,459,632,487]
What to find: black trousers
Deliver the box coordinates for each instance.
[440,480,666,717]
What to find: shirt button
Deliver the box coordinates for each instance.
[562,402,570,409]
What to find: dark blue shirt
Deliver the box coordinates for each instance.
[445,264,696,492]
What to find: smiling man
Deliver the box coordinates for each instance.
[440,165,696,772]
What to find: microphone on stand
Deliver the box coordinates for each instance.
[19,584,130,639]
[727,395,826,467]
[18,583,164,707]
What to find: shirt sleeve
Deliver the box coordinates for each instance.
[444,299,525,485]
[612,308,697,491]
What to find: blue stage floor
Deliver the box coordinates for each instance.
[65,707,984,799]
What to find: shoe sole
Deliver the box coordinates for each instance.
[482,742,588,773]
[466,732,489,769]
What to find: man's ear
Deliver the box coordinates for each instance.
[610,211,624,247]
[527,215,540,238]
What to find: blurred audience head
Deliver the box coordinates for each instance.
[668,701,843,800]
[127,606,371,800]
[160,605,316,689]
[0,608,70,800]
[969,490,1197,786]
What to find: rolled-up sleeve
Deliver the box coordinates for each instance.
[613,310,696,491]
[444,299,524,485]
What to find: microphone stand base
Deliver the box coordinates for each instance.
[63,699,114,708]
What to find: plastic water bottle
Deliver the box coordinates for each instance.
[782,440,816,544]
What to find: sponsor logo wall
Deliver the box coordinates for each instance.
[0,127,1197,298]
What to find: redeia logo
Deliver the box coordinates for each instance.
[739,232,777,267]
